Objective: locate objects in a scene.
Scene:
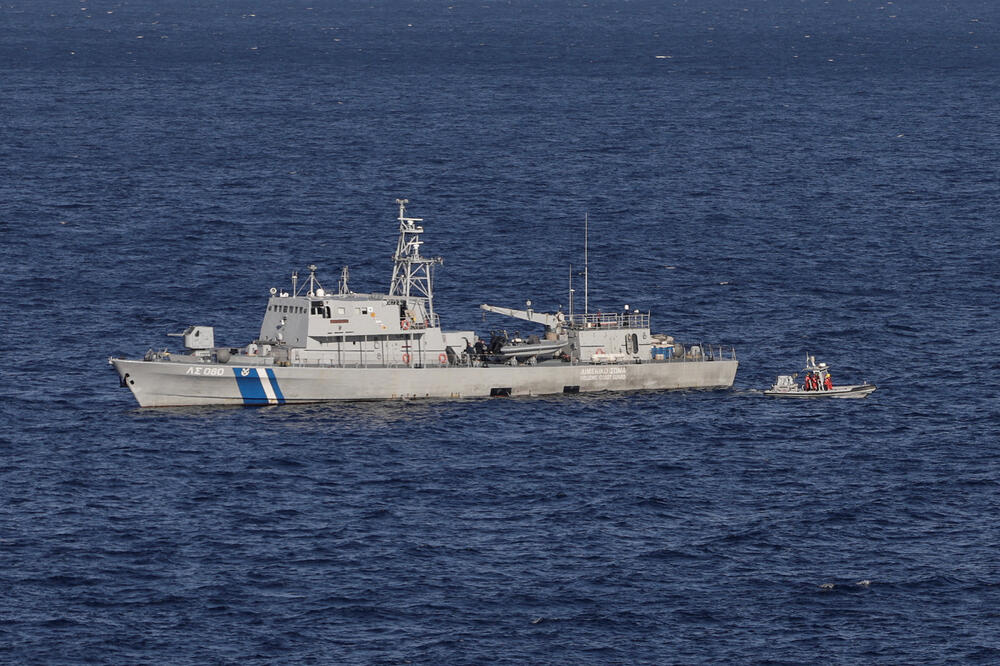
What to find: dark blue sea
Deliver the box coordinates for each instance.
[3,1,999,663]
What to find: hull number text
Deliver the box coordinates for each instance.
[185,366,226,376]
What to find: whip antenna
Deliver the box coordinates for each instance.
[584,212,589,315]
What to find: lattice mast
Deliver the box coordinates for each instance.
[388,199,443,317]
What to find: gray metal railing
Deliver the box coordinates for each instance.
[565,312,650,329]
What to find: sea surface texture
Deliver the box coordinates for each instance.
[2,1,999,663]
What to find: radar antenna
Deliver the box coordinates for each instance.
[388,199,443,317]
[306,264,325,297]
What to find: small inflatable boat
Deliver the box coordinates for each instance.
[763,356,876,399]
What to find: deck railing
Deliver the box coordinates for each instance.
[565,312,650,329]
[408,313,440,330]
[286,344,736,368]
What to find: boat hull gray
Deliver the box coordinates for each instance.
[112,358,739,408]
[762,383,876,399]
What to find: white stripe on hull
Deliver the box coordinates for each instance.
[256,368,279,404]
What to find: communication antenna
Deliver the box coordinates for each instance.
[584,212,589,315]
[568,263,574,317]
[338,265,351,294]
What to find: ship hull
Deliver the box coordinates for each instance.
[762,383,876,399]
[112,358,739,407]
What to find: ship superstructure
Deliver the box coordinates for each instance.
[247,200,469,370]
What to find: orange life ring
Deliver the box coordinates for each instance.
[402,353,411,364]
[438,353,448,365]
[400,319,410,330]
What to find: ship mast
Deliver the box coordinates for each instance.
[388,199,442,317]
[338,265,351,294]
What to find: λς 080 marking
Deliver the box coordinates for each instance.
[185,366,225,376]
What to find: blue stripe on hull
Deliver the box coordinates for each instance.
[265,368,286,404]
[233,368,269,405]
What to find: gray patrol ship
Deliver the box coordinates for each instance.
[111,200,738,407]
